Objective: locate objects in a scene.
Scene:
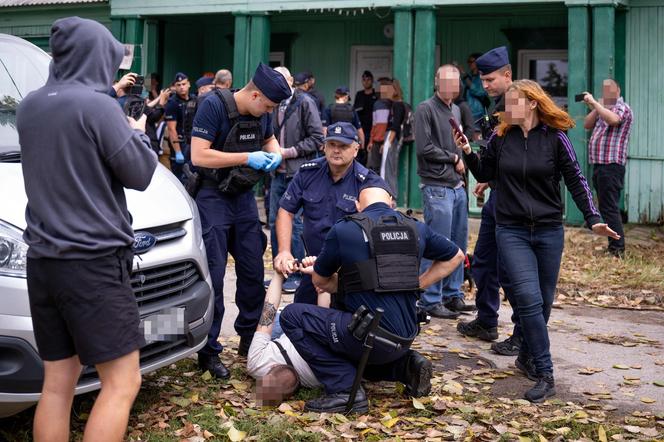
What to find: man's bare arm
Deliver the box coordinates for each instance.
[255,273,284,335]
[167,121,182,154]
[190,136,250,168]
[274,208,296,275]
[419,250,464,289]
[262,135,281,154]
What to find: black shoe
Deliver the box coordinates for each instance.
[491,334,522,356]
[427,303,460,319]
[524,373,556,403]
[238,335,253,357]
[515,356,538,381]
[606,248,625,259]
[457,319,498,341]
[304,386,368,414]
[197,354,230,379]
[444,297,477,313]
[403,350,433,397]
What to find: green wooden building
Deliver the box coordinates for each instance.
[1,0,662,224]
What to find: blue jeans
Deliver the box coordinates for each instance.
[472,191,519,334]
[495,224,564,375]
[269,173,305,262]
[419,185,468,308]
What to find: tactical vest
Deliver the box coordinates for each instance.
[199,88,265,194]
[329,103,354,124]
[182,97,197,143]
[337,213,421,302]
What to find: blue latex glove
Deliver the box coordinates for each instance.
[264,151,282,172]
[175,151,185,164]
[247,151,271,170]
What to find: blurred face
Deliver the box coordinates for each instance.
[324,139,359,168]
[362,76,373,89]
[174,79,190,98]
[437,67,460,101]
[467,56,478,74]
[504,89,536,125]
[481,68,512,97]
[379,84,394,99]
[602,80,620,106]
[198,84,214,95]
[247,91,278,117]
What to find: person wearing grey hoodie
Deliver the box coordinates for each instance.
[17,16,157,442]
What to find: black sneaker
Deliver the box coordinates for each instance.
[403,350,433,398]
[491,334,522,356]
[427,303,460,319]
[515,356,538,381]
[444,297,477,313]
[304,387,369,414]
[524,373,556,403]
[197,353,230,379]
[457,319,498,341]
[238,335,253,357]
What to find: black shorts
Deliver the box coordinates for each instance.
[27,248,145,366]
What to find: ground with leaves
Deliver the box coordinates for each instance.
[1,224,662,441]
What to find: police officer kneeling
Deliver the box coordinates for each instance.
[280,186,464,413]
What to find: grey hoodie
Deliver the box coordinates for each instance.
[17,17,157,259]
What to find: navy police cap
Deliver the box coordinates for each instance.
[196,76,213,88]
[325,122,359,145]
[252,62,292,103]
[476,46,510,75]
[335,85,350,96]
[174,72,188,82]
[293,71,310,86]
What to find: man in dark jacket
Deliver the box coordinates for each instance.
[415,65,473,319]
[270,66,324,293]
[17,16,157,441]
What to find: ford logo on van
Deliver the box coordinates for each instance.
[133,231,157,254]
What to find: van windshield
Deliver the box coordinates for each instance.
[0,36,50,155]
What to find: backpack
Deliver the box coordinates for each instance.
[400,102,415,143]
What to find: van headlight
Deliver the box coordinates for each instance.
[0,221,28,278]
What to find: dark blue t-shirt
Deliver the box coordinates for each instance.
[279,157,385,256]
[191,92,274,147]
[165,94,197,140]
[314,202,460,338]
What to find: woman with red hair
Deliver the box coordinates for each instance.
[455,80,618,402]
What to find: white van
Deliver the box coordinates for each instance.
[0,34,213,417]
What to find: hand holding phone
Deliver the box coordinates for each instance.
[574,93,587,102]
[449,118,470,152]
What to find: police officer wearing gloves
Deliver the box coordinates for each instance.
[165,72,197,183]
[274,122,387,305]
[280,186,464,413]
[190,62,291,378]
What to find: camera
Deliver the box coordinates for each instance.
[129,75,144,96]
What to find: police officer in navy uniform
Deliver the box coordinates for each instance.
[165,72,198,182]
[274,122,389,305]
[456,47,522,357]
[280,186,464,412]
[190,63,291,378]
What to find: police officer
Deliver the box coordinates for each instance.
[456,46,521,356]
[190,62,291,378]
[280,186,464,412]
[322,86,365,146]
[165,72,198,182]
[274,122,387,305]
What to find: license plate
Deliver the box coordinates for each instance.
[140,307,187,345]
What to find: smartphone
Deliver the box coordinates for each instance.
[449,118,468,144]
[574,93,587,102]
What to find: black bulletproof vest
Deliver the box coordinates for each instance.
[201,89,264,184]
[329,103,354,124]
[338,213,420,297]
[182,98,197,142]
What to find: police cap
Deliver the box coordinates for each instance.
[252,62,292,104]
[335,85,350,96]
[195,76,213,88]
[324,122,359,145]
[476,46,510,75]
[293,71,311,86]
[174,72,188,82]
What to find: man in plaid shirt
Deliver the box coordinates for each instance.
[583,79,633,258]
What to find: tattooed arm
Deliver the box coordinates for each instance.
[255,272,285,335]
